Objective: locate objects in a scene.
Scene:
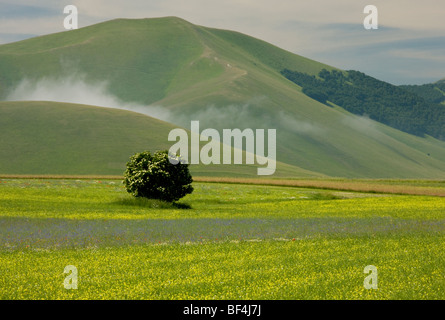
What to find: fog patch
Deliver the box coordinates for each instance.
[170,100,324,137]
[172,102,270,131]
[6,75,172,122]
[277,111,325,135]
[342,113,380,136]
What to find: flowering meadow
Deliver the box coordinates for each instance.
[0,179,444,299]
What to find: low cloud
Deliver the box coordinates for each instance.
[169,99,324,137]
[6,75,172,122]
[341,113,381,138]
[277,111,324,136]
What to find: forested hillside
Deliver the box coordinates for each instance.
[281,69,445,140]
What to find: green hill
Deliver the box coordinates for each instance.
[0,17,444,178]
[0,101,315,177]
[0,101,177,175]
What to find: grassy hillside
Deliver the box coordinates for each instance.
[0,101,315,177]
[0,101,176,175]
[0,17,444,178]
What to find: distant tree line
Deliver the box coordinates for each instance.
[281,68,445,140]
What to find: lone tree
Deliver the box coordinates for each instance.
[123,150,193,202]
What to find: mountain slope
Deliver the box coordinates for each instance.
[0,17,444,178]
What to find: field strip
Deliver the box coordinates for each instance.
[0,174,444,197]
[193,177,445,197]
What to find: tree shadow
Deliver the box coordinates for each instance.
[172,202,192,209]
[114,196,192,209]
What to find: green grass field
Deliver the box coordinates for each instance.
[1,178,444,299]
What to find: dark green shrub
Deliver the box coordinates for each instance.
[123,150,193,202]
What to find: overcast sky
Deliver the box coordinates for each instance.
[1,0,444,85]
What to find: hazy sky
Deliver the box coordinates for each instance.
[1,0,444,85]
